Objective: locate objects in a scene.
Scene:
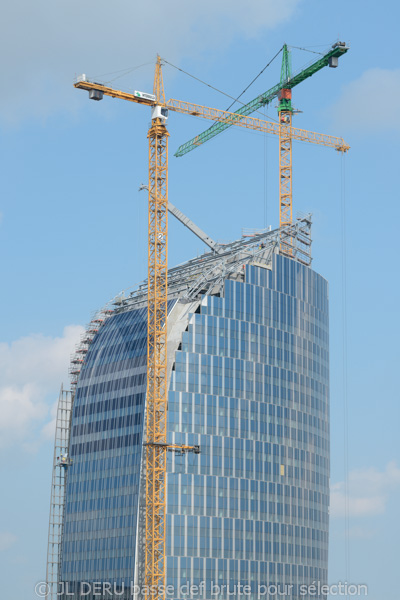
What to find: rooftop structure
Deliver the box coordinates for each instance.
[113,216,312,311]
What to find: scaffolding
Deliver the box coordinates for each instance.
[113,215,313,312]
[45,386,73,600]
[45,305,115,599]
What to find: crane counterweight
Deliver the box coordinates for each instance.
[89,89,103,101]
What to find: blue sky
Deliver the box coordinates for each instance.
[1,1,399,599]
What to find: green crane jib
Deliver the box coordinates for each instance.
[174,42,348,157]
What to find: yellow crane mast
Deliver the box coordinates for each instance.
[278,107,293,255]
[74,56,349,600]
[279,108,293,227]
[144,57,169,600]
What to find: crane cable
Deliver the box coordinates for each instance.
[91,62,154,85]
[225,46,283,112]
[162,58,250,105]
[162,55,280,123]
[341,152,350,597]
[288,45,324,56]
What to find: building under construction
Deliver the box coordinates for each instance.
[46,41,351,600]
[47,216,330,600]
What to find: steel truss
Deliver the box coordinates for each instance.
[45,386,73,600]
[144,116,169,600]
[45,306,115,598]
[115,215,313,314]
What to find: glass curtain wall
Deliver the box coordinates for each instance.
[59,254,329,600]
[166,255,329,600]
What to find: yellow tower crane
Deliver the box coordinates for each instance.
[74,55,349,600]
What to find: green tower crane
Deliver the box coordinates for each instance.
[175,42,349,228]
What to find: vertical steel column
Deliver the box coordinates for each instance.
[144,56,169,600]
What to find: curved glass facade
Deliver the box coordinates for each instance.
[166,255,329,599]
[60,253,329,600]
[60,308,148,592]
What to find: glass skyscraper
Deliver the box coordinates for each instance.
[50,218,329,600]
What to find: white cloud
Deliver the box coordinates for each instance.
[0,532,17,552]
[329,68,400,133]
[331,461,400,518]
[0,384,47,436]
[0,325,84,449]
[0,0,300,124]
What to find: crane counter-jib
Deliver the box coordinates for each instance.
[283,42,349,88]
[74,78,156,106]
